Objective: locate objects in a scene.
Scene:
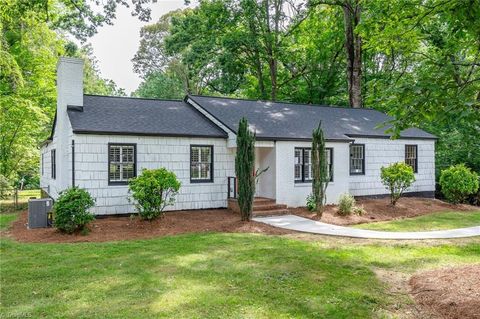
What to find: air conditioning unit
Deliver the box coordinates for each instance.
[28,198,53,229]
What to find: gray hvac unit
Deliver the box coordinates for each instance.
[28,198,53,229]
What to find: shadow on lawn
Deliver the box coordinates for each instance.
[1,234,388,318]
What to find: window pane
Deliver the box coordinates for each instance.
[294,164,302,180]
[294,148,303,180]
[200,163,210,179]
[110,164,121,181]
[191,164,200,179]
[122,164,135,179]
[191,147,199,163]
[110,146,120,162]
[200,147,210,163]
[122,146,134,163]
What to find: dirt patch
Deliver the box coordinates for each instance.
[4,209,292,243]
[291,197,476,226]
[409,265,480,319]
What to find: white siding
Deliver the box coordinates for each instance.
[348,138,435,196]
[73,134,235,215]
[275,141,350,207]
[256,147,276,199]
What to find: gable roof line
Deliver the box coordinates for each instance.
[185,95,237,135]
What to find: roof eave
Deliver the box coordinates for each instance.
[72,130,228,139]
[345,134,438,140]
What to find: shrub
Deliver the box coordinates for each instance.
[235,118,256,221]
[53,187,95,234]
[128,168,181,220]
[380,162,416,206]
[338,193,355,215]
[439,164,479,204]
[352,206,366,215]
[306,194,316,212]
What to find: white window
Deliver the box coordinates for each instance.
[109,144,136,184]
[405,145,418,173]
[350,144,365,175]
[295,147,333,182]
[190,145,213,182]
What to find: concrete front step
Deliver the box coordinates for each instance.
[252,209,290,217]
[253,197,276,204]
[253,203,288,211]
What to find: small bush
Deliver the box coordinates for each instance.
[439,164,479,204]
[353,206,366,215]
[338,193,355,215]
[53,187,95,234]
[381,162,416,205]
[306,193,316,212]
[129,168,181,220]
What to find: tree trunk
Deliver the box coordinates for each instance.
[343,1,362,108]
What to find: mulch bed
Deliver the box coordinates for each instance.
[4,209,291,243]
[292,197,476,226]
[409,265,480,319]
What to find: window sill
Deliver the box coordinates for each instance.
[190,179,214,184]
[108,181,129,186]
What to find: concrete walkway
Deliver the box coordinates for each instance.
[253,214,480,239]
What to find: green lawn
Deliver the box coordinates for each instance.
[1,213,479,318]
[354,211,480,232]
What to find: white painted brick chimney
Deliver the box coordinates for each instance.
[55,57,84,191]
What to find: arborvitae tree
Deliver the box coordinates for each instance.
[312,121,329,216]
[235,118,256,221]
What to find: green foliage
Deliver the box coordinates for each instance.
[235,118,256,221]
[0,174,10,199]
[53,187,95,234]
[338,193,355,216]
[132,71,184,99]
[312,122,329,215]
[306,194,316,212]
[439,164,479,204]
[128,168,181,220]
[380,162,416,206]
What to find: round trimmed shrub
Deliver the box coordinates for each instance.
[380,162,416,205]
[53,187,95,233]
[128,168,181,220]
[439,164,479,204]
[338,193,355,216]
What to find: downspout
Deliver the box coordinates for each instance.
[71,139,75,187]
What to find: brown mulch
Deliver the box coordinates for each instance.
[292,197,476,226]
[4,209,291,243]
[409,265,480,319]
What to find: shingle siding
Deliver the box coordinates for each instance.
[348,138,435,196]
[73,134,235,215]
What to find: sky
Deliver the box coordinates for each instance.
[87,1,195,94]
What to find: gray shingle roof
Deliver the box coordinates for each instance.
[67,95,227,138]
[187,95,436,141]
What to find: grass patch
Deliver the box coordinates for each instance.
[1,215,479,318]
[0,213,17,230]
[354,211,480,232]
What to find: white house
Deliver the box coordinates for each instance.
[40,57,436,215]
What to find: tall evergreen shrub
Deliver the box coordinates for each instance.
[235,118,256,221]
[312,122,329,216]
